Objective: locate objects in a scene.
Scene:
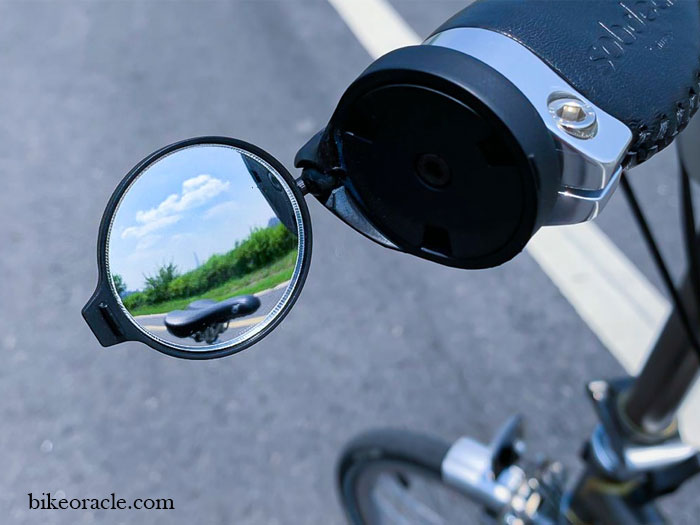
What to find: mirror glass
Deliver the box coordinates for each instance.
[107,143,305,351]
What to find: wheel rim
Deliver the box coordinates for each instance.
[347,460,487,524]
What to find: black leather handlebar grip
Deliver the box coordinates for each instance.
[432,0,700,166]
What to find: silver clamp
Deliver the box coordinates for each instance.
[426,28,633,225]
[441,416,563,524]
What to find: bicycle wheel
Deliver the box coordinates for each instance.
[337,430,490,524]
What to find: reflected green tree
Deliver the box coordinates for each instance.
[144,262,180,303]
[123,224,296,315]
[112,274,127,297]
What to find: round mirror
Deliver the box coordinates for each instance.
[88,137,311,358]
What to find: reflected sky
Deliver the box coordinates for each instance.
[110,145,278,292]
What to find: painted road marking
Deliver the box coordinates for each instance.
[141,324,168,332]
[228,315,267,329]
[528,223,669,374]
[255,280,291,298]
[327,0,700,445]
[328,0,417,60]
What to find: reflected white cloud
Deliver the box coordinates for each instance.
[110,146,293,293]
[134,234,163,252]
[122,215,182,239]
[204,200,240,220]
[121,174,229,239]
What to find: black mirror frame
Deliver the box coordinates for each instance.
[82,136,312,360]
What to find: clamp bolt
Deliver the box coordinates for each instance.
[548,95,598,139]
[588,380,609,401]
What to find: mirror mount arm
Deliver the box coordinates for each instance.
[295,177,310,196]
[299,167,338,200]
[295,128,343,200]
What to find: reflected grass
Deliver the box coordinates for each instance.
[128,250,296,317]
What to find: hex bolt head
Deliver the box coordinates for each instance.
[548,95,598,139]
[588,380,609,401]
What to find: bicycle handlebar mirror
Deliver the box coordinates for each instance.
[84,2,699,358]
[83,137,311,360]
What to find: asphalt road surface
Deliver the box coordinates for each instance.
[135,286,286,346]
[0,1,698,524]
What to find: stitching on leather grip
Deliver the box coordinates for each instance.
[627,64,700,166]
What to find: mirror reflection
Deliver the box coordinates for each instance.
[108,144,301,349]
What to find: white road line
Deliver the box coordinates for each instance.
[142,325,167,332]
[528,223,670,375]
[326,0,700,445]
[327,0,417,58]
[255,280,291,298]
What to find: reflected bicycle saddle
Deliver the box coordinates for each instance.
[164,295,261,339]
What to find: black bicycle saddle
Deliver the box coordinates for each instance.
[164,295,262,339]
